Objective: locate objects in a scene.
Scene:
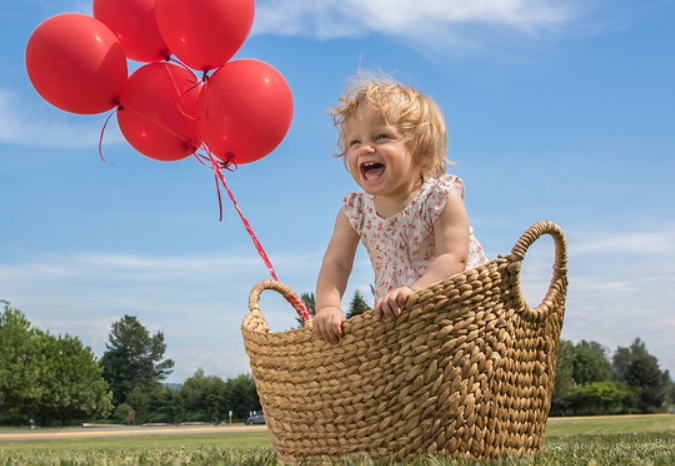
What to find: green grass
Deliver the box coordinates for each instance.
[0,415,674,465]
[546,413,675,436]
[0,431,273,452]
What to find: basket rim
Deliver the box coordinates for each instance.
[245,220,567,332]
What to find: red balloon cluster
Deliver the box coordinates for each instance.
[25,0,293,164]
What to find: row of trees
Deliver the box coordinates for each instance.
[305,289,675,415]
[0,306,112,426]
[302,290,675,415]
[0,305,260,426]
[295,288,369,326]
[111,370,260,425]
[2,295,674,426]
[551,338,674,415]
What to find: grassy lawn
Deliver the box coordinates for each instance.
[0,415,673,465]
[0,431,273,452]
[546,413,675,436]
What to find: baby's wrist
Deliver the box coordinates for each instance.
[316,306,342,316]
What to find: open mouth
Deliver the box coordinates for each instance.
[360,162,386,180]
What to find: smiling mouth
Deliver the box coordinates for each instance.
[361,162,385,180]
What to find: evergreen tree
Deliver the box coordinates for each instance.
[347,289,370,318]
[613,338,668,413]
[296,292,316,328]
[100,315,174,406]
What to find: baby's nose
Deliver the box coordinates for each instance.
[359,144,375,155]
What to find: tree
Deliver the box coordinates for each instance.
[572,340,612,385]
[300,292,316,316]
[145,385,183,424]
[567,381,638,415]
[0,306,44,424]
[100,315,174,406]
[296,292,316,328]
[551,339,576,416]
[0,306,112,426]
[226,374,261,420]
[181,369,229,423]
[552,339,651,416]
[347,289,370,318]
[611,345,632,383]
[36,333,113,426]
[667,371,675,408]
[296,288,372,327]
[613,338,668,413]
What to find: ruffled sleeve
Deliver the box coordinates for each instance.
[343,192,366,234]
[424,174,466,222]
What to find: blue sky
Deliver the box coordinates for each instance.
[1,0,674,383]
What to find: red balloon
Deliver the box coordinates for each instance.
[94,0,170,62]
[25,13,128,115]
[155,0,255,72]
[198,59,294,165]
[117,62,202,161]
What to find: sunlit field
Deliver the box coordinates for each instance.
[1,415,674,465]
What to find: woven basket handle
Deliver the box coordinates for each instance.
[248,279,312,324]
[509,220,567,322]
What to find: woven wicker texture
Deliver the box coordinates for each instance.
[242,221,567,464]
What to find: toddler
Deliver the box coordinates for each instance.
[313,74,488,344]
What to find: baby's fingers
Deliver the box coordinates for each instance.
[377,299,399,318]
[313,316,342,345]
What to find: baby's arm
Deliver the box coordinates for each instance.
[374,189,470,317]
[314,210,360,344]
[412,189,470,288]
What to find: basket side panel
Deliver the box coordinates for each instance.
[241,253,567,464]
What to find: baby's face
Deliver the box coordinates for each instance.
[343,104,422,201]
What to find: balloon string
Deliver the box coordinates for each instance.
[117,103,200,153]
[205,152,276,278]
[98,109,117,165]
[203,151,312,322]
[100,64,199,165]
[161,62,200,121]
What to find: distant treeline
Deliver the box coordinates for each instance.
[550,338,674,416]
[0,306,260,427]
[1,303,673,427]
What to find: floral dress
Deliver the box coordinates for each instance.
[343,174,488,300]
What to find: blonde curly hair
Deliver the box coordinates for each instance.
[330,73,449,178]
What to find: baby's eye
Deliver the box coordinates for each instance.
[376,133,391,140]
[348,139,361,147]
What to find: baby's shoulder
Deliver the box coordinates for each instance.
[343,191,374,217]
[343,191,365,208]
[425,174,465,200]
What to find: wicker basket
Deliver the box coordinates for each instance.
[242,221,567,464]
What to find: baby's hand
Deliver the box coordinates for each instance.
[374,287,413,319]
[313,307,345,344]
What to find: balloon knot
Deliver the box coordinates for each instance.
[218,153,238,172]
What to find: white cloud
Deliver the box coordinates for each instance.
[0,88,123,148]
[252,0,588,51]
[0,250,318,382]
[552,225,675,373]
[570,228,675,256]
[482,223,675,374]
[3,225,674,381]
